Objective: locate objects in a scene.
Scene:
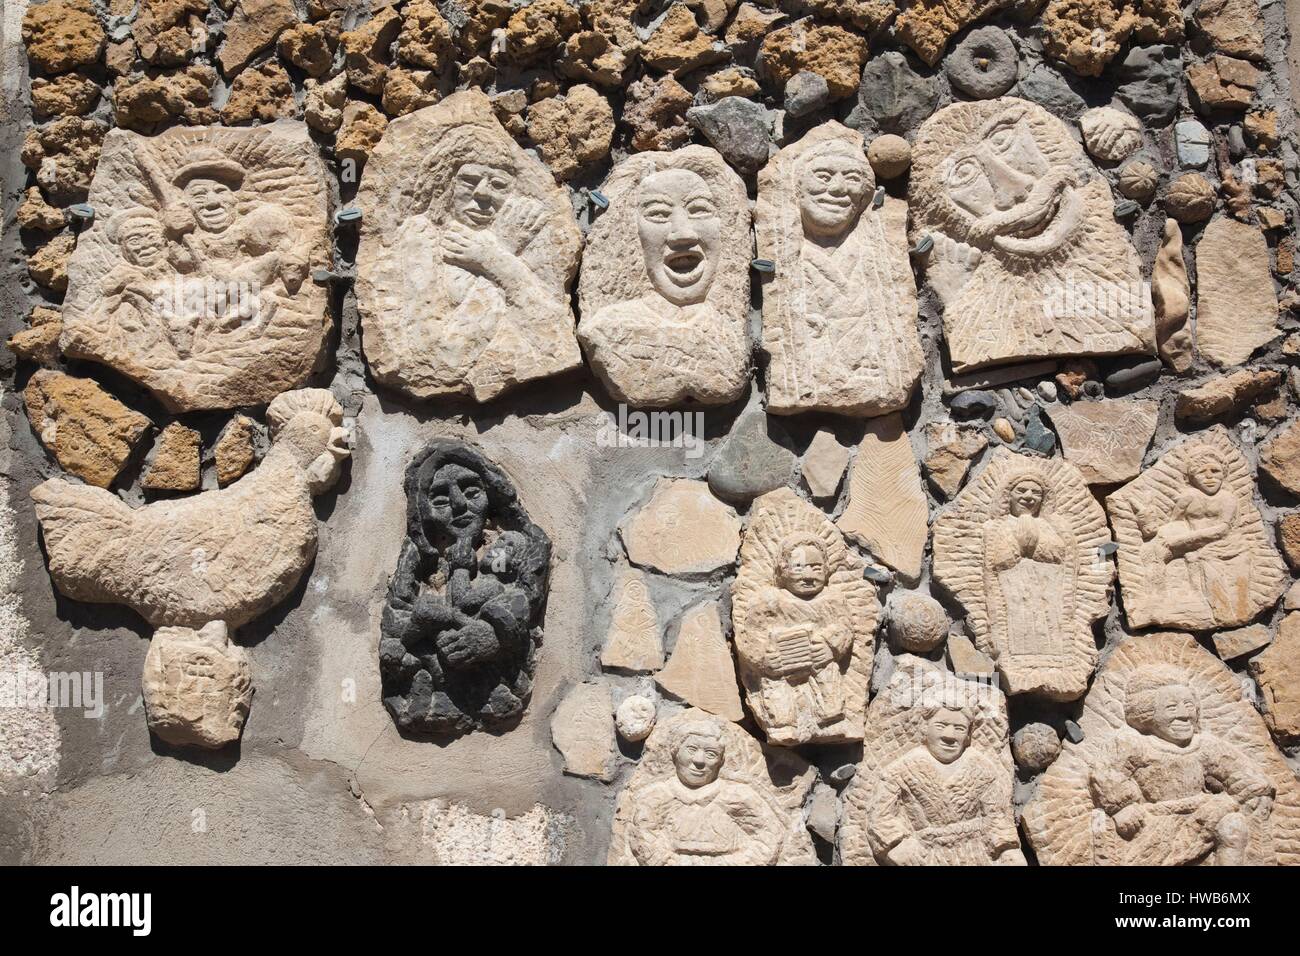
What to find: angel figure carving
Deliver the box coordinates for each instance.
[755,121,923,417]
[932,451,1112,700]
[839,659,1024,866]
[731,488,878,745]
[909,97,1155,371]
[356,91,583,402]
[1106,428,1287,631]
[1024,633,1300,866]
[608,708,816,866]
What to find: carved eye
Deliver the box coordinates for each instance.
[988,125,1016,152]
[705,750,719,760]
[640,201,672,223]
[431,496,450,509]
[949,158,982,188]
[687,199,716,218]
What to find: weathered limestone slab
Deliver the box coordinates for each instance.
[356,91,583,402]
[836,414,927,580]
[1248,613,1300,745]
[923,420,987,499]
[1213,623,1272,661]
[59,122,333,413]
[1152,218,1193,371]
[1046,399,1159,486]
[932,450,1113,700]
[731,488,879,745]
[620,478,741,576]
[1260,420,1300,497]
[1196,217,1277,367]
[609,707,816,865]
[655,603,744,721]
[756,121,922,417]
[1175,368,1282,427]
[551,681,618,780]
[379,439,552,737]
[142,422,200,492]
[24,370,150,488]
[578,146,751,407]
[31,390,349,629]
[1024,632,1300,865]
[214,414,258,485]
[840,658,1024,865]
[801,429,849,499]
[599,567,663,672]
[1106,427,1287,631]
[142,621,252,749]
[910,97,1154,371]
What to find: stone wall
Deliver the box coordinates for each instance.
[2,0,1299,865]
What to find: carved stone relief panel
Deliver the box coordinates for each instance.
[577,145,751,407]
[1024,632,1300,866]
[379,439,552,737]
[60,122,332,412]
[910,97,1155,371]
[1106,426,1287,631]
[932,450,1113,700]
[356,91,584,402]
[731,488,879,745]
[755,121,922,417]
[840,658,1024,865]
[608,708,816,865]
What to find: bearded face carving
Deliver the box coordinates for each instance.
[910,98,1155,372]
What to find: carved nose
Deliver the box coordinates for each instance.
[982,154,1035,211]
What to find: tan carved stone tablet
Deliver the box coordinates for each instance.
[1023,632,1300,866]
[910,97,1155,371]
[932,450,1113,700]
[356,90,583,402]
[142,621,252,749]
[60,121,332,413]
[840,658,1024,865]
[755,122,922,417]
[731,488,879,746]
[31,389,350,630]
[608,707,816,865]
[1106,426,1287,631]
[577,145,751,407]
[836,414,929,580]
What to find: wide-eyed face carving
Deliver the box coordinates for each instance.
[451,161,513,229]
[943,108,1082,257]
[637,168,722,307]
[420,462,490,545]
[798,147,871,240]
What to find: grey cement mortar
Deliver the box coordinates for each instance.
[3,0,1300,864]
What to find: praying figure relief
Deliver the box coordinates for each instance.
[840,659,1025,865]
[356,91,583,403]
[60,122,330,412]
[1024,632,1300,866]
[1106,427,1287,631]
[380,440,551,737]
[730,488,879,745]
[577,146,751,407]
[609,708,816,865]
[910,97,1155,371]
[932,451,1112,700]
[756,122,923,417]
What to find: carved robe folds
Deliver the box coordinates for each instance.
[756,122,922,417]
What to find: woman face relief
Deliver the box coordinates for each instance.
[636,168,722,307]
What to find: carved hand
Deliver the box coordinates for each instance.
[1112,804,1146,839]
[164,205,196,238]
[443,224,505,277]
[924,232,980,306]
[436,621,500,668]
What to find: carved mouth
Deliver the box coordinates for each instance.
[663,248,705,286]
[462,204,495,226]
[992,186,1081,257]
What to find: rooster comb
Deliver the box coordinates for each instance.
[266,389,343,438]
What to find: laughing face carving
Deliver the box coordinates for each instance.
[577,146,751,407]
[910,98,1155,371]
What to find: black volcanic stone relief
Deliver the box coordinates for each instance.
[380,440,551,737]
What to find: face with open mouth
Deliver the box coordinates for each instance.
[451,162,513,229]
[924,708,972,765]
[637,169,722,307]
[798,149,870,239]
[182,178,238,234]
[944,113,1082,257]
[423,463,490,545]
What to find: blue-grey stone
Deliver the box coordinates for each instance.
[707,398,797,503]
[1115,46,1181,126]
[946,26,1018,99]
[851,51,941,134]
[784,70,829,117]
[686,96,772,173]
[1023,405,1056,455]
[1015,64,1086,121]
[949,390,997,419]
[1064,720,1085,744]
[1175,119,1212,167]
[1105,359,1163,393]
